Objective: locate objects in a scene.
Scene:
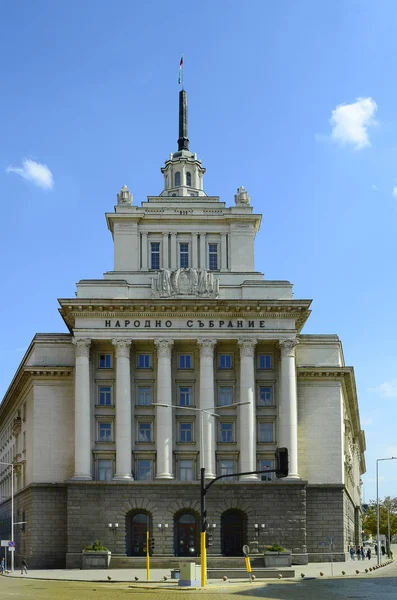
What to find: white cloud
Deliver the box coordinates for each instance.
[6,158,54,189]
[392,184,397,198]
[329,97,377,150]
[372,184,378,191]
[369,379,397,398]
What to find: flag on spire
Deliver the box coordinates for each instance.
[178,55,184,86]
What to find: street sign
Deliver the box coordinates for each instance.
[8,541,15,547]
[8,547,15,552]
[1,540,11,547]
[242,544,250,556]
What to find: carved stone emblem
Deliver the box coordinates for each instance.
[151,268,220,298]
[117,184,132,205]
[234,186,250,206]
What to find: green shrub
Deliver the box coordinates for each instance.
[265,544,288,552]
[84,540,109,552]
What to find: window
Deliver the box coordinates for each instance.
[208,243,218,270]
[179,423,193,443]
[258,422,274,443]
[138,423,152,442]
[218,386,233,406]
[99,354,112,369]
[138,354,151,369]
[219,423,234,443]
[137,387,151,406]
[186,171,192,186]
[179,459,194,481]
[98,386,112,406]
[179,243,189,268]
[219,459,234,477]
[98,422,112,442]
[219,354,232,369]
[175,171,181,187]
[179,386,192,406]
[150,242,160,270]
[178,354,192,369]
[259,458,274,481]
[258,354,272,370]
[98,459,113,481]
[137,459,153,481]
[258,386,273,407]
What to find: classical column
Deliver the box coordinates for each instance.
[155,339,174,479]
[238,339,257,480]
[112,339,133,480]
[141,232,148,270]
[198,339,217,479]
[170,233,177,269]
[221,233,227,270]
[199,233,206,269]
[192,233,198,269]
[72,338,92,480]
[162,233,169,269]
[279,339,299,479]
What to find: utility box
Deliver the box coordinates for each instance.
[178,562,200,587]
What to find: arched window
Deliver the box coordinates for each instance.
[186,171,192,186]
[175,171,181,187]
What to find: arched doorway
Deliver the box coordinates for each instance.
[126,511,151,556]
[221,510,246,556]
[174,511,199,557]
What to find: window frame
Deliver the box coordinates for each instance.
[178,353,193,369]
[137,353,152,369]
[179,242,190,269]
[208,243,218,271]
[178,385,193,407]
[136,458,153,481]
[137,386,152,406]
[219,422,234,443]
[98,353,112,369]
[97,422,113,443]
[150,241,161,270]
[97,458,114,481]
[175,171,181,187]
[178,421,194,443]
[137,421,153,443]
[258,353,273,370]
[258,457,275,481]
[218,353,233,370]
[257,421,275,444]
[178,458,195,481]
[98,385,113,406]
[218,385,234,407]
[186,171,192,186]
[257,385,274,407]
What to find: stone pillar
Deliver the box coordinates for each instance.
[238,339,257,480]
[198,339,217,479]
[170,233,177,269]
[155,339,174,479]
[200,233,206,269]
[72,338,92,480]
[141,232,148,270]
[162,233,169,269]
[221,233,227,270]
[279,339,299,479]
[192,233,198,269]
[112,339,133,480]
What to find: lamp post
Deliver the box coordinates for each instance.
[152,400,250,586]
[376,456,397,566]
[0,461,14,573]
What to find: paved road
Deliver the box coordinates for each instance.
[0,562,396,600]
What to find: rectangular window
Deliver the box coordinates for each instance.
[179,459,194,481]
[138,387,151,406]
[219,354,232,369]
[99,354,112,369]
[98,422,112,442]
[179,386,192,406]
[178,354,192,369]
[258,422,274,443]
[218,386,233,406]
[219,423,234,443]
[259,458,274,481]
[138,423,152,442]
[137,459,153,481]
[219,459,234,477]
[138,354,151,369]
[208,243,218,270]
[98,386,112,406]
[180,243,189,268]
[150,242,160,270]
[179,423,193,443]
[98,459,113,481]
[258,386,273,407]
[258,354,272,370]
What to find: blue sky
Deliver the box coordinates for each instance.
[1,0,397,502]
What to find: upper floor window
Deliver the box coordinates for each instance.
[219,422,234,443]
[218,386,233,406]
[138,422,152,442]
[179,459,194,481]
[180,243,189,268]
[258,354,272,370]
[175,171,181,187]
[97,459,113,481]
[178,354,192,369]
[179,386,192,406]
[99,354,112,369]
[186,171,192,186]
[258,386,273,407]
[98,422,112,442]
[137,354,151,369]
[150,242,160,270]
[178,422,193,443]
[259,458,274,481]
[137,459,153,481]
[98,386,112,406]
[258,422,274,443]
[137,386,151,406]
[208,243,218,270]
[218,459,234,478]
[219,354,232,369]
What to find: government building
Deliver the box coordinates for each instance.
[0,89,365,568]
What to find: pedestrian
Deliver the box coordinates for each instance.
[0,557,4,574]
[366,548,371,560]
[381,545,386,556]
[349,547,355,560]
[360,546,365,560]
[356,547,361,560]
[20,558,28,575]
[374,544,378,556]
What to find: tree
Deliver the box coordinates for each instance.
[362,497,397,538]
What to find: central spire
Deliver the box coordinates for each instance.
[177,89,189,151]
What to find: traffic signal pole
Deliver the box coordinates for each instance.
[146,530,150,581]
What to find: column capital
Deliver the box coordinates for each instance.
[112,338,132,358]
[238,338,257,358]
[279,338,299,357]
[197,338,217,357]
[155,339,174,358]
[220,232,227,238]
[72,338,91,358]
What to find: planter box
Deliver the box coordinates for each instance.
[81,551,111,569]
[264,551,292,568]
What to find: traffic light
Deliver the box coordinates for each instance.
[206,532,213,547]
[275,447,289,478]
[149,537,155,554]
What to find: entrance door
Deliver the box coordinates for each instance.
[127,512,149,556]
[221,510,245,556]
[175,512,199,556]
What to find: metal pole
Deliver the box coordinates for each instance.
[376,459,380,566]
[200,467,207,587]
[388,507,391,556]
[11,463,14,573]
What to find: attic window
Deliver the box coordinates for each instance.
[186,171,192,186]
[175,171,181,187]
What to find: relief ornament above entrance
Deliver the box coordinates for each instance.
[151,268,220,299]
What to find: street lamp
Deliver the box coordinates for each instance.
[0,461,14,573]
[376,456,397,566]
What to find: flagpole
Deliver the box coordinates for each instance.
[181,54,184,90]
